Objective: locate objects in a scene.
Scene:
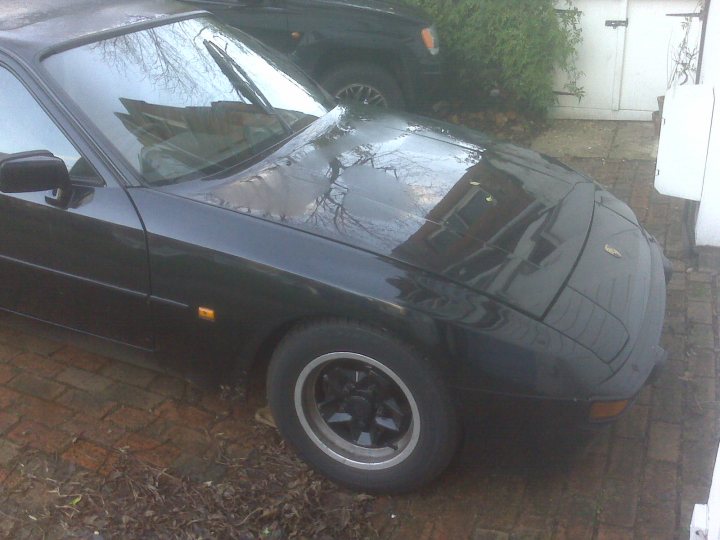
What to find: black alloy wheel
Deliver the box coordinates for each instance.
[267,320,459,493]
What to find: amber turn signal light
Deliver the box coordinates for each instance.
[421,27,439,55]
[198,306,215,322]
[589,399,630,421]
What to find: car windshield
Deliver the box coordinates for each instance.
[43,17,334,185]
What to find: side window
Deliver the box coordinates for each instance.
[0,66,99,182]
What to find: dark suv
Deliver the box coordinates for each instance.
[183,0,441,108]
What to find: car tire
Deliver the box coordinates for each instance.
[267,319,460,493]
[320,63,405,109]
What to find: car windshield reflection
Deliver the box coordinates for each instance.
[43,17,334,185]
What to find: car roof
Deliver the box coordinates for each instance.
[0,0,194,61]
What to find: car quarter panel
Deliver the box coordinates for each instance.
[128,187,611,397]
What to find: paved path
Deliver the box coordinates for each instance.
[531,121,659,162]
[0,123,717,539]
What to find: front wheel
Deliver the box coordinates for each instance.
[267,320,459,493]
[319,63,405,109]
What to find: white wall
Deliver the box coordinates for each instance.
[696,0,720,247]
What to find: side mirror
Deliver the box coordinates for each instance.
[0,151,70,194]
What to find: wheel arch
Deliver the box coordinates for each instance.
[240,309,453,385]
[310,47,411,101]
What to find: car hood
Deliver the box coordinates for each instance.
[164,106,595,317]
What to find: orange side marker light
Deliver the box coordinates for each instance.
[198,307,215,322]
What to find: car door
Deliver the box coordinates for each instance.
[187,0,292,52]
[0,64,153,349]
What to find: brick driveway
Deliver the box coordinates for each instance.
[0,155,718,539]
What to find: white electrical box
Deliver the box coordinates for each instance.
[655,84,714,201]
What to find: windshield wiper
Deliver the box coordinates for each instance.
[203,39,293,135]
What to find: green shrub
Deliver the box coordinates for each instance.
[406,0,583,116]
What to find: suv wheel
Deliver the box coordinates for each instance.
[267,320,459,493]
[320,63,405,109]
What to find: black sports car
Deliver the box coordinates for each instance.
[0,0,669,492]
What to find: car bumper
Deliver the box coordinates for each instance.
[582,237,669,420]
[453,228,669,422]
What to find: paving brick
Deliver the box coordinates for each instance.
[682,403,719,443]
[98,451,122,477]
[107,406,155,431]
[12,333,64,356]
[155,400,214,430]
[0,411,20,435]
[689,324,716,349]
[101,362,157,387]
[599,477,640,528]
[61,440,109,471]
[688,301,714,325]
[666,272,686,292]
[199,393,235,416]
[637,460,677,532]
[688,281,714,301]
[14,395,73,427]
[687,271,715,283]
[551,520,593,540]
[51,346,110,372]
[7,373,66,400]
[650,378,683,423]
[509,531,548,540]
[666,290,687,313]
[59,413,125,446]
[521,473,563,516]
[0,364,17,384]
[9,352,64,378]
[596,525,634,540]
[607,437,644,480]
[632,526,675,540]
[565,451,605,497]
[116,431,165,453]
[211,417,256,441]
[424,503,479,540]
[515,513,554,532]
[55,366,113,393]
[99,383,164,410]
[647,421,681,462]
[614,404,649,438]
[0,342,22,362]
[55,388,117,418]
[663,315,687,337]
[0,386,21,408]
[681,439,718,488]
[0,439,20,465]
[472,475,525,530]
[147,422,210,455]
[472,529,509,540]
[149,374,186,399]
[662,336,686,368]
[7,420,70,453]
[116,432,180,468]
[687,349,716,378]
[691,377,716,408]
[636,384,653,406]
